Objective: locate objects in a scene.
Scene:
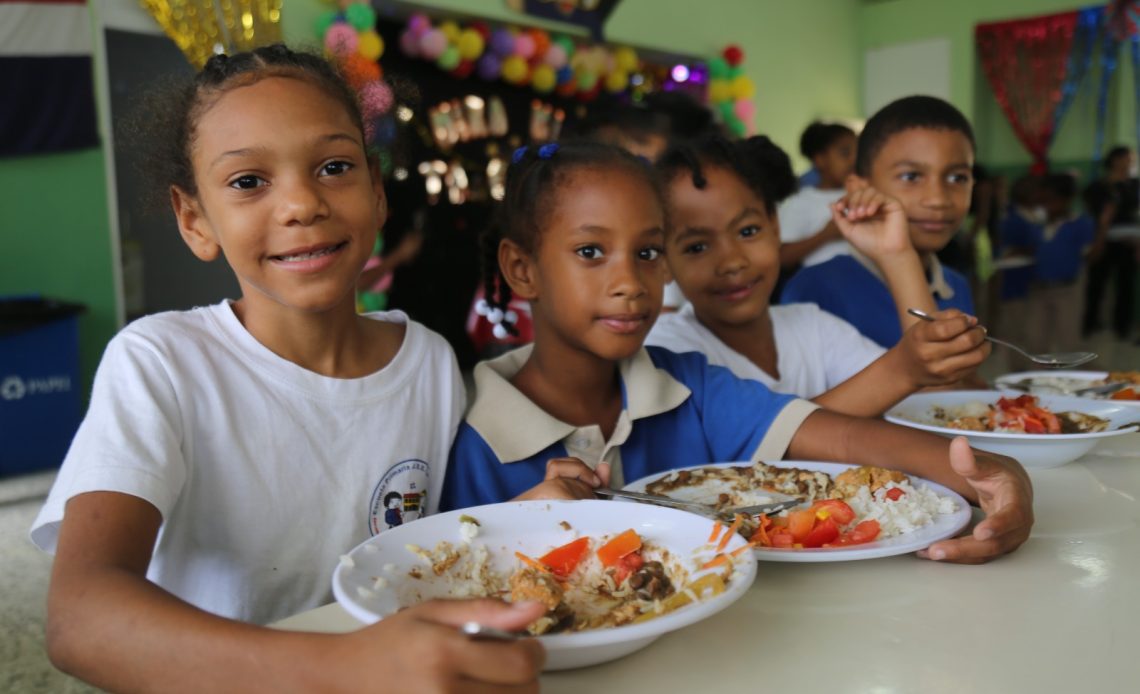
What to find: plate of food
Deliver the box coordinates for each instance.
[886,391,1139,469]
[332,500,756,670]
[623,461,972,563]
[994,370,1140,405]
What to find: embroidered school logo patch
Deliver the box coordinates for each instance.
[368,459,430,536]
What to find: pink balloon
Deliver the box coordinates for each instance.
[407,13,431,37]
[543,44,568,69]
[399,29,420,57]
[324,23,358,58]
[419,29,448,60]
[734,99,756,123]
[515,34,536,59]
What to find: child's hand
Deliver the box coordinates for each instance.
[334,598,546,692]
[917,437,1034,564]
[830,182,915,261]
[513,458,611,501]
[893,309,990,388]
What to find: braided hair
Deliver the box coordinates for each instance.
[480,140,667,336]
[126,44,365,208]
[657,134,797,215]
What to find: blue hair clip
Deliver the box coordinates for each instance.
[511,146,529,164]
[538,142,560,159]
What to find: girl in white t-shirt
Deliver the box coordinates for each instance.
[647,134,989,417]
[32,46,544,692]
[778,122,857,269]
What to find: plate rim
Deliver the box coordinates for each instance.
[623,460,973,563]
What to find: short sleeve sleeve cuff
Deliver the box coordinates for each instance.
[750,399,820,463]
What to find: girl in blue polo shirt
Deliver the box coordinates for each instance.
[646,134,989,418]
[442,140,1032,564]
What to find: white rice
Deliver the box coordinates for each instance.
[844,481,958,538]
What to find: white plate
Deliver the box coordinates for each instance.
[994,370,1140,407]
[886,391,1140,469]
[331,500,757,670]
[624,461,972,563]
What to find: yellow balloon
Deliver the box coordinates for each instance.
[604,70,628,93]
[457,29,484,61]
[614,46,638,73]
[439,20,461,44]
[532,64,556,92]
[358,31,384,61]
[708,79,732,103]
[502,55,529,84]
[731,75,755,100]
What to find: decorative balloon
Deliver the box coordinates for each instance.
[707,44,756,136]
[142,0,284,69]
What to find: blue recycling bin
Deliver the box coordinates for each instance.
[0,297,86,476]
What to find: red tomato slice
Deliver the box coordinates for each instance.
[787,510,817,543]
[825,520,881,547]
[885,487,905,502]
[597,529,641,567]
[769,531,795,548]
[613,551,644,585]
[1021,415,1045,434]
[538,537,590,577]
[810,499,856,525]
[802,517,840,548]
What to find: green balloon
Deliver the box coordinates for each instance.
[345,3,377,31]
[727,115,746,137]
[727,65,743,79]
[438,45,461,71]
[708,57,730,79]
[716,100,735,120]
[555,35,576,56]
[314,10,338,38]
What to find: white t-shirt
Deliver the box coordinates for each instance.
[31,301,464,625]
[645,303,886,398]
[778,186,850,267]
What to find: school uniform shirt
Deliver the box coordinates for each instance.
[998,208,1042,300]
[440,345,819,510]
[30,301,465,625]
[780,251,974,348]
[645,303,886,398]
[777,186,850,267]
[1004,213,1095,285]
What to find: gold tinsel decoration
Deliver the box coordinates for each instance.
[140,0,284,69]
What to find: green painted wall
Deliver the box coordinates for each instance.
[858,0,1135,174]
[285,0,863,166]
[1,149,116,395]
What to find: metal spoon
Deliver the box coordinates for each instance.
[907,308,1097,369]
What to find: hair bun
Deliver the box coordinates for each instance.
[740,135,796,204]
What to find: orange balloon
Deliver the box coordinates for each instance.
[528,29,550,61]
[343,53,381,90]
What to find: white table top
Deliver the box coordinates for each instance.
[273,434,1140,693]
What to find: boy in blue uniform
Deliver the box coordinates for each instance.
[781,96,977,349]
[1006,173,1097,354]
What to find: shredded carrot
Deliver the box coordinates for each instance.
[514,551,551,573]
[701,553,729,570]
[716,513,744,552]
[730,541,758,558]
[707,521,725,544]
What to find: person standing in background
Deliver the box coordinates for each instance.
[1082,146,1137,339]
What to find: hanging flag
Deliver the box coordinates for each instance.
[0,0,98,157]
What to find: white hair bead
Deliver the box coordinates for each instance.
[504,309,518,324]
[475,299,490,316]
[487,308,504,324]
[492,323,509,340]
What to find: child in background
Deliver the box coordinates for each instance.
[441,140,1032,565]
[778,122,857,270]
[997,176,1045,368]
[1007,173,1098,354]
[781,96,978,350]
[645,134,989,417]
[30,46,543,692]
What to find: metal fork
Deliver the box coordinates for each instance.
[907,308,1097,368]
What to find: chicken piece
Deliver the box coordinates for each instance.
[947,415,987,431]
[509,567,564,612]
[832,466,907,499]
